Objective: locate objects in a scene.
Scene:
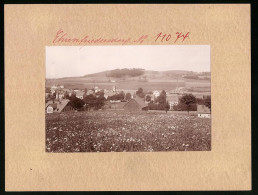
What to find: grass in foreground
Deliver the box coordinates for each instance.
[46,111,211,152]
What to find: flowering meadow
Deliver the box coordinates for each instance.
[46,111,211,152]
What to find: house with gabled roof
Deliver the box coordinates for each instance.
[123,97,148,111]
[46,100,75,113]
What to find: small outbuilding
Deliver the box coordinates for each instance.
[197,104,211,118]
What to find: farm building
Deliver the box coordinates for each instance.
[197,104,211,118]
[46,100,75,113]
[123,97,148,111]
[103,97,148,111]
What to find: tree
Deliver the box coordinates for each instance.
[118,91,125,100]
[107,68,144,78]
[165,101,170,113]
[51,92,56,102]
[69,96,84,110]
[45,87,51,93]
[84,93,106,110]
[70,91,76,98]
[96,93,106,109]
[204,96,211,110]
[83,88,88,99]
[136,88,145,98]
[155,90,166,106]
[145,95,151,102]
[64,91,69,99]
[84,94,97,109]
[179,94,197,114]
[125,93,132,101]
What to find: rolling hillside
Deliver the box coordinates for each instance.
[46,69,210,92]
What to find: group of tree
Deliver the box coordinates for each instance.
[145,95,151,102]
[147,91,207,114]
[84,94,105,110]
[172,94,211,114]
[68,94,85,111]
[148,90,170,112]
[107,91,125,101]
[125,92,132,100]
[172,94,197,114]
[107,68,145,78]
[67,89,106,111]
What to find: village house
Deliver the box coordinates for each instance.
[75,91,84,99]
[197,104,211,118]
[153,90,160,98]
[170,87,186,94]
[50,88,56,95]
[123,89,137,98]
[56,92,65,99]
[104,90,117,99]
[111,86,124,94]
[166,94,179,110]
[190,92,211,99]
[86,89,95,95]
[51,85,58,90]
[46,100,75,113]
[94,86,101,93]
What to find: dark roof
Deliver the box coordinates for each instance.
[123,97,148,109]
[109,102,127,109]
[46,100,71,112]
[49,103,57,109]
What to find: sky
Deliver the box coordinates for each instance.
[46,45,210,79]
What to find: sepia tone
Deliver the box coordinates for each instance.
[5,4,250,191]
[45,45,211,152]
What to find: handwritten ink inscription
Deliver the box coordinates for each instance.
[52,30,190,45]
[155,32,190,43]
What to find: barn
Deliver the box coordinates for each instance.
[123,97,148,111]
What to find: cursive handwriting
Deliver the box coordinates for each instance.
[53,30,147,45]
[52,30,190,45]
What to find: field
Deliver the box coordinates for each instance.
[46,111,211,152]
[46,70,210,91]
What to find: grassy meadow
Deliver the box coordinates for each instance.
[46,111,211,152]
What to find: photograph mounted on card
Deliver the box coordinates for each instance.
[5,4,251,191]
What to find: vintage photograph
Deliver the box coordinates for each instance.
[45,45,211,152]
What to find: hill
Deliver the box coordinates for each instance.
[46,69,210,92]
